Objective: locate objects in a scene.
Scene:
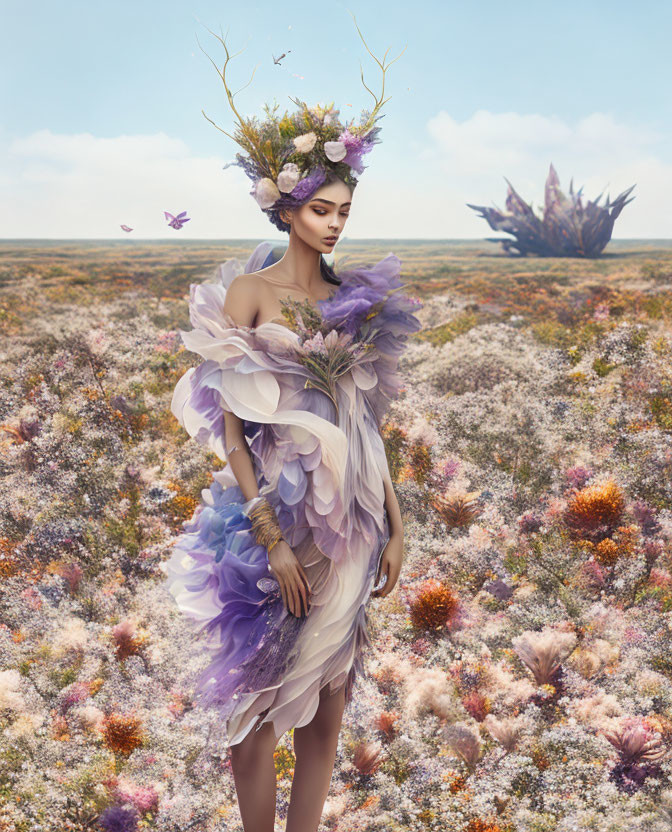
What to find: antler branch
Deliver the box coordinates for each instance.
[348,10,406,133]
[196,24,270,175]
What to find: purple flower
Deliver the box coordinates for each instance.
[565,465,593,490]
[518,512,543,534]
[337,129,379,174]
[631,500,662,537]
[19,416,41,441]
[58,681,90,714]
[483,579,513,601]
[320,286,381,337]
[338,129,365,150]
[290,168,327,201]
[342,149,366,174]
[97,804,139,832]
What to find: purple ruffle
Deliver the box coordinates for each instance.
[164,478,308,714]
[318,253,423,427]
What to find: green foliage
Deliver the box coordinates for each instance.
[592,357,616,377]
[418,311,480,347]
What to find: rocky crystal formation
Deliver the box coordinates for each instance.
[467,163,636,257]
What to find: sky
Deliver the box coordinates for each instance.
[2,0,671,239]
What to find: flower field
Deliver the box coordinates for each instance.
[1,239,672,831]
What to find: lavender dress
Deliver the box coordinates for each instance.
[161,242,422,747]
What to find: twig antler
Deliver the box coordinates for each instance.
[196,23,272,176]
[348,10,406,134]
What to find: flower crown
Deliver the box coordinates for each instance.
[197,16,405,231]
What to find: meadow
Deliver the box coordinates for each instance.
[1,238,672,832]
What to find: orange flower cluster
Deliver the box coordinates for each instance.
[101,711,146,755]
[381,422,409,483]
[166,479,201,527]
[564,480,625,540]
[462,691,492,722]
[447,772,468,793]
[465,819,504,832]
[374,709,401,739]
[0,539,18,578]
[531,744,551,770]
[273,744,296,780]
[586,524,640,566]
[50,711,70,741]
[594,538,619,567]
[112,620,149,661]
[407,440,433,486]
[409,578,459,630]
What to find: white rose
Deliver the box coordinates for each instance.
[276,163,300,193]
[253,177,281,209]
[324,141,347,162]
[293,132,318,153]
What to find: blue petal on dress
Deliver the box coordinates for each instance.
[160,241,422,746]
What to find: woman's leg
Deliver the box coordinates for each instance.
[285,681,347,832]
[230,717,281,832]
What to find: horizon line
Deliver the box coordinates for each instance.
[0,237,669,243]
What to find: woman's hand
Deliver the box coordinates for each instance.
[268,539,312,618]
[371,533,404,598]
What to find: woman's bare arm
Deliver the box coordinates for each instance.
[221,277,262,500]
[379,437,404,539]
[221,275,312,617]
[371,426,405,598]
[382,476,404,540]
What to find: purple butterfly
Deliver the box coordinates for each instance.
[120,224,133,232]
[164,210,191,230]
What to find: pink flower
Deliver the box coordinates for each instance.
[593,302,611,321]
[252,178,281,209]
[114,777,160,813]
[324,141,347,162]
[301,331,328,355]
[277,163,300,193]
[602,717,666,765]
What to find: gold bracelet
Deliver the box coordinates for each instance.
[248,497,284,552]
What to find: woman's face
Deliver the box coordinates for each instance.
[285,179,353,253]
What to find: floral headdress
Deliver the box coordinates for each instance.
[197,15,405,232]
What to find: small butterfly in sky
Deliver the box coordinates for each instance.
[164,211,191,230]
[120,224,133,232]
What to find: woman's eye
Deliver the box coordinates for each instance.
[312,209,350,217]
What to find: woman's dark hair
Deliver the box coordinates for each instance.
[319,254,341,286]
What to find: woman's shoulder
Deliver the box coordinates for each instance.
[226,271,271,294]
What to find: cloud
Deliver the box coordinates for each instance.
[1,113,671,238]
[0,129,268,238]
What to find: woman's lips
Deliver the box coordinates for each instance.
[323,237,338,243]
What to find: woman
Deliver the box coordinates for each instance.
[161,22,420,832]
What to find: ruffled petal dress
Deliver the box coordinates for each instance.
[161,241,422,747]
